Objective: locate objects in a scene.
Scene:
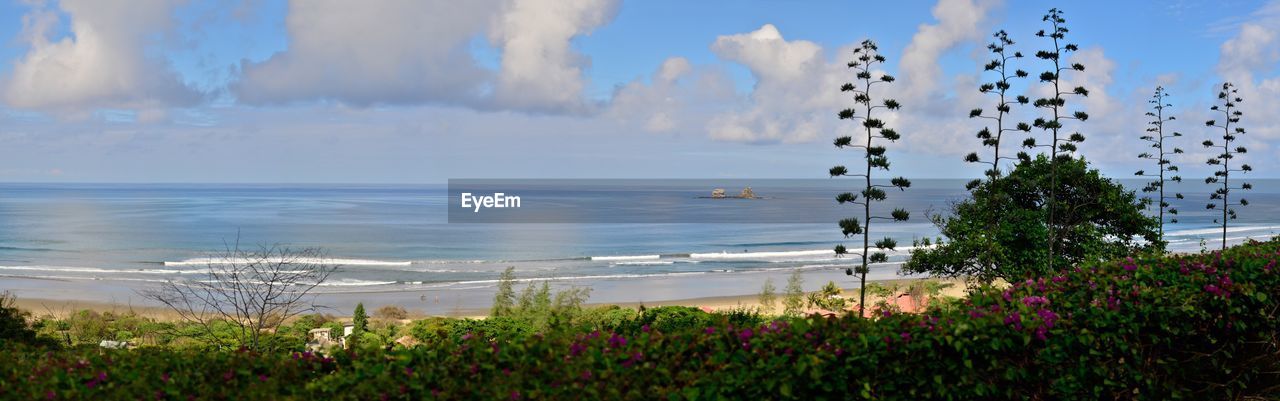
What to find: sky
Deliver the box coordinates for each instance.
[0,0,1277,183]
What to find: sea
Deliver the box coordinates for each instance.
[1,179,1277,313]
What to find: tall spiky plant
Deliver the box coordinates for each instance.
[965,30,1031,189]
[1135,86,1184,245]
[830,39,911,317]
[1028,8,1089,269]
[1203,82,1251,251]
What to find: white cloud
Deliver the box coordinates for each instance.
[235,0,618,113]
[608,57,693,132]
[1214,2,1280,155]
[488,0,620,113]
[705,24,843,143]
[876,0,997,158]
[2,0,200,113]
[234,0,500,107]
[897,0,1001,104]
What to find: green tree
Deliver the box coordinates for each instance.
[905,156,1158,283]
[1028,8,1091,271]
[1135,86,1184,245]
[491,267,517,317]
[965,30,1031,185]
[782,271,805,317]
[830,39,911,317]
[0,292,41,346]
[757,278,777,313]
[807,281,847,311]
[352,303,368,335]
[1203,82,1251,251]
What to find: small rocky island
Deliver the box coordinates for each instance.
[704,187,761,199]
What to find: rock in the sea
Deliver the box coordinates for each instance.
[711,188,726,198]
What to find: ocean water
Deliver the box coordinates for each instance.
[1,180,1277,310]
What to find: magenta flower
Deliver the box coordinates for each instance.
[1122,257,1137,272]
[705,327,715,335]
[1021,296,1050,308]
[1036,309,1059,329]
[1004,313,1023,330]
[738,328,754,341]
[1034,326,1049,341]
[608,333,627,349]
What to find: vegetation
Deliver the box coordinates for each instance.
[830,39,912,316]
[1135,86,1184,244]
[964,30,1030,184]
[806,281,847,311]
[491,267,517,317]
[373,305,409,320]
[6,239,1280,399]
[782,270,805,316]
[757,278,777,313]
[1203,82,1251,251]
[141,244,336,351]
[1028,8,1090,271]
[905,156,1159,283]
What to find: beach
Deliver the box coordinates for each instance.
[9,276,969,320]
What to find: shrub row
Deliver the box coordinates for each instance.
[4,239,1280,400]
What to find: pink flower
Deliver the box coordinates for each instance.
[1004,313,1023,330]
[1036,309,1059,329]
[608,333,627,349]
[1021,296,1050,308]
[1122,257,1137,272]
[704,327,715,335]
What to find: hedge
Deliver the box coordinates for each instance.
[4,238,1280,400]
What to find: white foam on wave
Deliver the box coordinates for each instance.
[411,271,713,288]
[590,255,660,261]
[318,279,399,287]
[691,249,833,260]
[1165,225,1280,237]
[164,257,411,267]
[688,245,929,261]
[611,261,675,266]
[415,259,488,265]
[0,265,195,275]
[0,273,170,284]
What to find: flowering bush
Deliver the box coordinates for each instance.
[4,238,1280,400]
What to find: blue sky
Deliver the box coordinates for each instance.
[0,0,1277,183]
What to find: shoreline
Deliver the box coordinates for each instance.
[12,277,969,321]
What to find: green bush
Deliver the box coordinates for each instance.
[6,239,1280,400]
[622,306,712,334]
[0,292,50,347]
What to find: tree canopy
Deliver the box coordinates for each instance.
[904,156,1159,283]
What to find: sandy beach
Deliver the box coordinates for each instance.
[11,277,970,320]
